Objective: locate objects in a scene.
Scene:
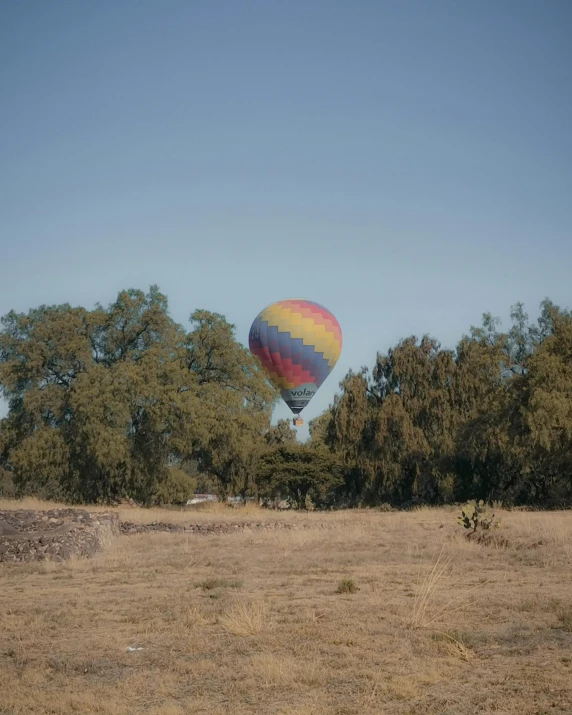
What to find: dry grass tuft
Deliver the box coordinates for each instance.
[218,599,272,636]
[183,605,216,629]
[429,629,473,661]
[408,541,501,630]
[249,652,327,688]
[409,543,454,628]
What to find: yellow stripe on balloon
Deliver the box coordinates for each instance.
[262,303,341,359]
[261,305,341,367]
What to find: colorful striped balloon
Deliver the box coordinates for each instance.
[248,299,342,415]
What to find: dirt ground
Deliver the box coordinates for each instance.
[1,501,571,715]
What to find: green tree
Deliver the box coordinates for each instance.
[184,310,277,496]
[256,443,343,509]
[519,311,572,505]
[450,317,510,502]
[265,419,297,446]
[0,288,276,504]
[151,466,197,505]
[371,335,457,502]
[453,301,572,505]
[307,410,331,446]
[326,369,378,504]
[327,338,458,505]
[0,287,188,502]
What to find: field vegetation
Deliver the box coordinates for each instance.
[1,501,572,714]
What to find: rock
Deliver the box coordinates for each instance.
[0,508,120,564]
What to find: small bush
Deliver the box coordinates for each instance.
[336,578,359,594]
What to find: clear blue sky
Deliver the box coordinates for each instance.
[1,0,571,434]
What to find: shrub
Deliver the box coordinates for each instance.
[336,578,359,594]
[377,503,395,512]
[0,467,16,498]
[150,466,197,505]
[196,578,241,591]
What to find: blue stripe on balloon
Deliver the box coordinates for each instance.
[252,322,333,387]
[288,337,318,376]
[248,315,262,350]
[263,326,332,386]
[305,348,332,385]
[265,323,280,359]
[252,318,271,369]
[286,337,323,382]
[277,329,293,359]
[260,321,282,375]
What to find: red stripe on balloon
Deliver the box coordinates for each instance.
[252,348,319,387]
[250,346,281,380]
[277,358,317,387]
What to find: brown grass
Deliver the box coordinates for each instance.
[1,504,572,714]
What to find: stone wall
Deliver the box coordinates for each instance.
[0,509,330,564]
[0,509,120,563]
[119,520,329,535]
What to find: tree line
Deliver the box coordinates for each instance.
[0,287,570,509]
[311,299,572,509]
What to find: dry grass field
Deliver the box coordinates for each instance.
[1,501,572,715]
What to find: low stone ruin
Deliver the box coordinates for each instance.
[0,508,330,564]
[0,508,120,564]
[119,520,327,535]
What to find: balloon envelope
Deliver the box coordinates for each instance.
[248,299,342,415]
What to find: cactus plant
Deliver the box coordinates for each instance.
[457,500,500,532]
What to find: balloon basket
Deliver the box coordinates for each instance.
[292,418,304,427]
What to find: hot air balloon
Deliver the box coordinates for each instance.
[248,299,342,425]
